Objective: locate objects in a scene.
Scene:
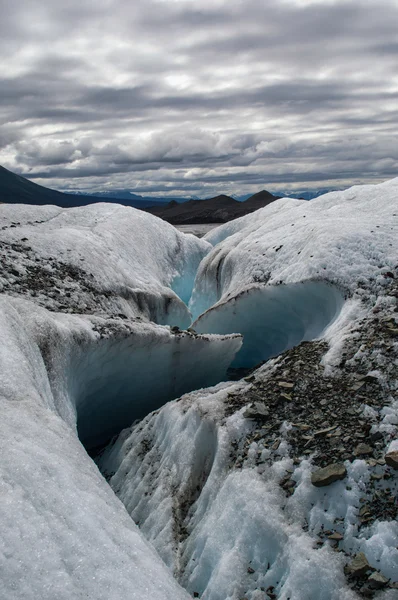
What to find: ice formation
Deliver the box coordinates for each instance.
[1,179,398,599]
[100,179,398,599]
[194,281,344,367]
[0,203,240,599]
[0,202,211,325]
[189,179,398,365]
[100,387,397,600]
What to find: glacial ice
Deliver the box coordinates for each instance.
[0,203,240,599]
[99,382,398,600]
[0,202,211,325]
[193,281,345,367]
[0,297,195,600]
[1,179,398,599]
[99,179,398,599]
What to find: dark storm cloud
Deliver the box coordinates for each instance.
[0,0,397,196]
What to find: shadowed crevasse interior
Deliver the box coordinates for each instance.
[68,331,241,452]
[193,281,345,368]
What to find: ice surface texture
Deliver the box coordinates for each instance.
[101,385,397,600]
[2,179,398,599]
[193,281,344,367]
[0,297,197,600]
[0,202,211,324]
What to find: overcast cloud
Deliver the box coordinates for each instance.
[0,0,397,197]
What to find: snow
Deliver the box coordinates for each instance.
[99,179,398,599]
[0,296,194,600]
[0,202,242,599]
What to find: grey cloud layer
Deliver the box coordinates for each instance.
[0,0,397,196]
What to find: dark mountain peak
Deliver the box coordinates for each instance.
[0,165,167,209]
[145,191,280,225]
[245,189,277,202]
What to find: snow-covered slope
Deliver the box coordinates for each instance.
[1,180,398,599]
[99,379,397,600]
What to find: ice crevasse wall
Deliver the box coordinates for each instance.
[187,182,398,365]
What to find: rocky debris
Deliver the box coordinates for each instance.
[277,380,294,389]
[311,463,347,487]
[328,532,344,541]
[221,273,398,598]
[354,443,374,457]
[244,402,270,419]
[385,450,398,469]
[345,553,374,577]
[367,572,389,589]
[0,239,111,314]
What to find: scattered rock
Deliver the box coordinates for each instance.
[354,443,373,457]
[244,402,270,419]
[314,425,338,436]
[311,463,347,487]
[328,532,344,541]
[385,450,398,469]
[272,439,280,451]
[277,381,294,389]
[345,552,373,577]
[368,572,389,589]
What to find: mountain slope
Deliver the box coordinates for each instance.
[0,165,165,208]
[145,192,281,224]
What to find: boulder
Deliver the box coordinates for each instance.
[311,463,347,487]
[385,450,398,469]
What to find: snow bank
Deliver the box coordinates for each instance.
[0,202,211,325]
[2,179,398,599]
[99,179,398,600]
[0,202,243,599]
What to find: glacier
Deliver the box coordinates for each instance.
[193,281,345,367]
[1,179,398,599]
[0,204,241,599]
[100,179,398,599]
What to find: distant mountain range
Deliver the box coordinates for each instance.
[145,190,280,224]
[0,165,282,223]
[2,165,333,224]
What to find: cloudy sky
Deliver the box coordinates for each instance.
[0,0,397,197]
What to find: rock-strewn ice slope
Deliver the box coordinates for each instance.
[100,179,398,600]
